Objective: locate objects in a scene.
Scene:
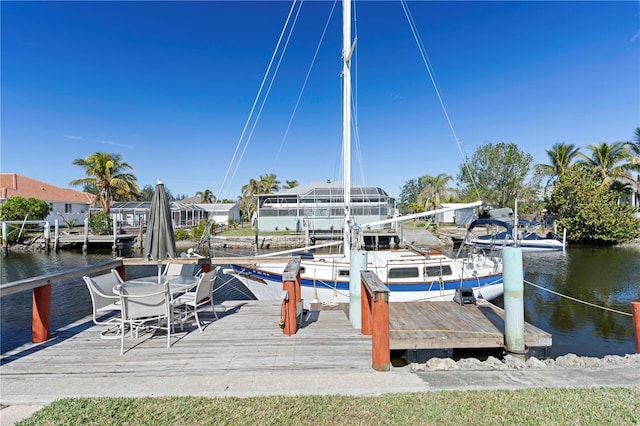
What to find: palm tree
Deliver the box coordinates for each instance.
[609,180,634,204]
[69,152,140,213]
[259,173,280,194]
[236,193,255,223]
[576,141,636,188]
[535,142,581,192]
[283,180,298,190]
[417,173,453,211]
[627,127,640,156]
[195,189,216,203]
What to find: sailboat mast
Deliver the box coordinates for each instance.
[342,0,352,258]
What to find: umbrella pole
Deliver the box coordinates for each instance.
[157,260,162,283]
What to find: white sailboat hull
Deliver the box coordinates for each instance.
[228,248,504,308]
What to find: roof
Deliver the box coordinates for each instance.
[257,181,393,198]
[108,201,207,212]
[193,203,237,213]
[0,173,94,204]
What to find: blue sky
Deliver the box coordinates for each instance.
[2,1,638,201]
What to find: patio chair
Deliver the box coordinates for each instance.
[172,268,220,332]
[118,281,172,355]
[83,274,121,326]
[162,262,198,277]
[111,268,124,283]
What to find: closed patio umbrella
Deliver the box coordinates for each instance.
[143,180,176,281]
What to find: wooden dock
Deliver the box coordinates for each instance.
[0,301,376,402]
[313,299,552,361]
[1,296,553,404]
[32,233,138,250]
[388,300,552,361]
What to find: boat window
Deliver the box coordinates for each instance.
[338,270,349,277]
[424,265,453,277]
[388,267,419,279]
[300,267,305,274]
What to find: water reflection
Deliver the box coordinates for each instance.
[523,246,639,358]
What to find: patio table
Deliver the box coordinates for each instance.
[114,275,199,296]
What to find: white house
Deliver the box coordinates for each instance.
[193,203,241,225]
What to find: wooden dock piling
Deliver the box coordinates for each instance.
[32,283,51,343]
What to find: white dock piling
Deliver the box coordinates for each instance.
[503,246,525,354]
[349,250,368,329]
[44,221,51,253]
[83,218,89,252]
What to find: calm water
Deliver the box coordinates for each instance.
[518,246,639,358]
[1,245,639,357]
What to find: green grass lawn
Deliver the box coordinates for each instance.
[19,388,640,425]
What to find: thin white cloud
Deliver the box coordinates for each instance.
[631,31,640,43]
[63,134,85,140]
[96,140,135,149]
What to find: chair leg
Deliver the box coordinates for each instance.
[194,307,203,332]
[210,298,219,320]
[120,321,126,355]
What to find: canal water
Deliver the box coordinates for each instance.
[1,245,638,358]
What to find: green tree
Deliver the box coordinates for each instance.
[69,152,140,213]
[576,141,636,189]
[609,180,634,204]
[456,142,540,212]
[283,180,298,190]
[0,196,50,221]
[259,173,280,194]
[417,173,454,211]
[535,142,581,193]
[627,127,640,156]
[0,197,50,241]
[398,178,423,213]
[139,185,155,201]
[546,168,640,244]
[195,189,216,203]
[406,202,423,214]
[237,193,255,223]
[88,211,112,235]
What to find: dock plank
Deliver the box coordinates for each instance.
[388,300,551,351]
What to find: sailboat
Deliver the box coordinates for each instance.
[225,0,504,306]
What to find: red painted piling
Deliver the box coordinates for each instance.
[281,257,302,335]
[632,301,640,353]
[116,265,126,281]
[200,261,211,273]
[32,284,52,343]
[371,294,390,371]
[282,276,299,335]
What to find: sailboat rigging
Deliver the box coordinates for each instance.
[217,0,505,306]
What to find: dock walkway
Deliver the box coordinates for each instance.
[1,300,637,412]
[1,300,424,405]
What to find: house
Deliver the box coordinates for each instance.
[254,181,397,232]
[192,203,241,226]
[0,173,94,225]
[98,201,209,229]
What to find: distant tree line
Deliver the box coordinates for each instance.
[397,128,640,245]
[59,128,640,245]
